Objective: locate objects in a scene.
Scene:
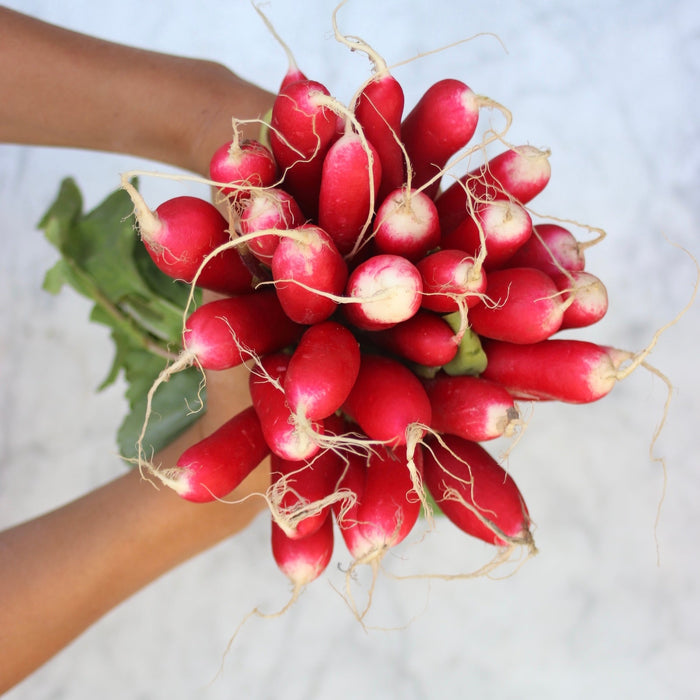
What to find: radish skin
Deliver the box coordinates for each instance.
[334,444,423,561]
[171,406,269,503]
[467,266,564,344]
[209,138,277,198]
[343,253,423,331]
[373,187,441,261]
[436,146,552,235]
[552,270,608,329]
[271,224,348,324]
[182,292,303,372]
[441,199,533,270]
[480,338,621,403]
[423,434,532,547]
[505,223,585,275]
[401,78,480,199]
[342,353,431,446]
[422,373,518,441]
[417,249,486,313]
[284,321,361,421]
[318,130,382,256]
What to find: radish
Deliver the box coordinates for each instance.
[238,187,305,264]
[342,353,431,446]
[271,512,334,589]
[436,146,552,235]
[250,352,323,462]
[416,249,486,313]
[284,321,361,422]
[269,447,345,539]
[372,187,441,261]
[505,223,585,275]
[400,78,481,199]
[467,266,564,344]
[271,223,348,324]
[354,73,406,202]
[208,137,278,199]
[423,434,532,548]
[551,270,608,329]
[370,309,459,368]
[161,406,269,503]
[343,253,423,331]
[317,129,382,257]
[422,373,519,441]
[268,79,339,218]
[480,338,624,403]
[182,291,303,371]
[122,181,255,295]
[441,199,533,270]
[334,443,423,562]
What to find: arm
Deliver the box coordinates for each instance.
[0,8,278,692]
[0,371,270,694]
[0,6,275,174]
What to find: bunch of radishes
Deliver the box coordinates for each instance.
[123,32,625,598]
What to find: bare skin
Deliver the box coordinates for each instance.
[0,7,277,693]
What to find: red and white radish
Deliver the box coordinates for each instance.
[270,223,347,324]
[209,137,278,199]
[505,223,585,275]
[400,78,481,199]
[423,434,532,547]
[467,266,564,344]
[551,270,608,329]
[416,249,486,313]
[441,199,533,269]
[342,353,432,446]
[163,406,269,503]
[317,129,382,257]
[480,338,623,403]
[343,253,423,331]
[284,320,361,421]
[372,187,441,261]
[422,373,519,442]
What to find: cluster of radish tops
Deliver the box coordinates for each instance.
[124,30,626,599]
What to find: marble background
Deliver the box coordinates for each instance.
[1,1,698,698]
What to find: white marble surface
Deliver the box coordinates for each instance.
[1,1,699,698]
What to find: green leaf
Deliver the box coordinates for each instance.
[39,178,205,462]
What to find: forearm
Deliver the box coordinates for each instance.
[0,396,269,694]
[0,7,275,174]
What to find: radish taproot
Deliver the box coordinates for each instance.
[423,434,532,548]
[165,406,270,503]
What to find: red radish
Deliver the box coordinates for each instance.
[422,373,518,441]
[167,406,269,503]
[400,78,481,199]
[468,266,564,344]
[238,187,306,264]
[342,353,432,446]
[268,79,339,218]
[551,270,608,329]
[284,321,361,421]
[270,446,345,539]
[423,434,532,547]
[480,338,622,403]
[436,146,552,235]
[343,253,423,331]
[505,223,585,275]
[441,199,533,269]
[417,249,486,313]
[122,181,254,295]
[372,187,441,261]
[271,224,348,324]
[182,291,303,371]
[271,513,334,588]
[354,73,406,201]
[208,138,278,198]
[250,352,323,462]
[317,130,382,257]
[334,444,423,561]
[370,310,459,368]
